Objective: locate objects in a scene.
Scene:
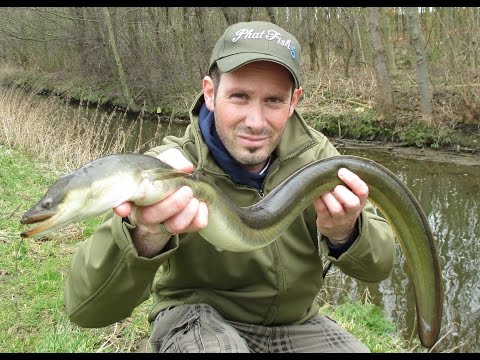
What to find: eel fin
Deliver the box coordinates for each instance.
[141,167,190,181]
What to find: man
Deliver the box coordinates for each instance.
[65,21,395,353]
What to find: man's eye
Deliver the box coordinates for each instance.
[268,97,283,103]
[233,93,244,98]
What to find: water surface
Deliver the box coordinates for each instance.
[323,147,480,352]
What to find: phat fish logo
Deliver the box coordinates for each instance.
[232,28,297,59]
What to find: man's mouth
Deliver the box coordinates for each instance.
[238,135,268,147]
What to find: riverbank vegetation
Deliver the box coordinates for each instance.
[0,7,479,151]
[0,86,422,352]
[0,86,156,351]
[0,86,170,171]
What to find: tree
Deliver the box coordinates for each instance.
[265,7,278,25]
[406,7,434,124]
[381,7,398,76]
[220,7,239,26]
[321,7,355,78]
[102,7,134,107]
[368,7,395,121]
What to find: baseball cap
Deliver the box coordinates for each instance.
[209,21,301,88]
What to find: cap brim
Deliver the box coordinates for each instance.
[216,53,299,88]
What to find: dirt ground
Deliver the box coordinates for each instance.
[334,139,480,166]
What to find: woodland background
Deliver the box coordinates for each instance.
[0,7,479,150]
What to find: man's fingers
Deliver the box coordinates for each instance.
[140,186,194,225]
[156,148,194,173]
[321,191,345,217]
[165,197,200,233]
[113,201,132,218]
[332,185,361,211]
[338,168,369,203]
[163,200,209,234]
[195,201,209,229]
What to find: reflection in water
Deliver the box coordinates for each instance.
[321,148,480,352]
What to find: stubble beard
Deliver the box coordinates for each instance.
[214,113,278,169]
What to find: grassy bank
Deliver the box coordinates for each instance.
[1,66,479,152]
[0,86,156,352]
[0,145,152,352]
[0,86,170,172]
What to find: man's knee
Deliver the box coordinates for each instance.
[150,304,250,353]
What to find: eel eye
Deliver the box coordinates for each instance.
[41,198,53,210]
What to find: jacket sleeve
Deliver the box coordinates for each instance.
[319,203,396,282]
[64,210,179,328]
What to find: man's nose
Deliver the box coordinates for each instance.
[244,103,267,131]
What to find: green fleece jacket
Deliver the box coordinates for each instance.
[64,93,395,328]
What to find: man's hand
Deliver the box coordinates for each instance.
[113,148,208,257]
[313,168,369,246]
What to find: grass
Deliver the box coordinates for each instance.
[0,145,152,352]
[0,86,155,352]
[0,86,166,172]
[319,297,417,353]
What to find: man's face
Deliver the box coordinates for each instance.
[203,61,302,173]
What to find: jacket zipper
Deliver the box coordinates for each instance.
[258,142,318,323]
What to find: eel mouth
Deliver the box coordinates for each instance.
[20,210,56,225]
[20,210,57,238]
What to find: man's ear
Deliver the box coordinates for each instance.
[203,76,215,112]
[288,86,303,117]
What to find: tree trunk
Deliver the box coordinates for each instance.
[93,8,116,80]
[445,7,456,70]
[305,8,319,72]
[309,41,319,72]
[467,7,478,70]
[102,7,134,106]
[193,7,210,77]
[354,10,365,64]
[266,7,277,25]
[221,7,238,26]
[406,7,434,124]
[318,28,328,67]
[70,8,88,68]
[368,7,395,121]
[343,46,353,78]
[381,7,398,76]
[337,8,354,78]
[359,10,373,64]
[244,7,254,22]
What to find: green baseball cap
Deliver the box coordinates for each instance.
[209,21,301,88]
